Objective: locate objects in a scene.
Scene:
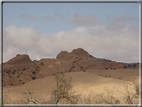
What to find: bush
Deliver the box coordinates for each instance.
[32,71,36,75]
[32,77,35,80]
[124,65,127,69]
[24,90,41,104]
[79,93,102,104]
[49,73,80,104]
[114,81,140,104]
[23,68,26,71]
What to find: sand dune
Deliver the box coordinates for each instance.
[3,71,139,104]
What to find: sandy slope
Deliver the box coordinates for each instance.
[87,69,139,82]
[3,71,139,104]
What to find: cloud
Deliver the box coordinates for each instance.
[71,13,97,26]
[3,20,139,63]
[19,14,36,20]
[106,14,138,31]
[54,13,68,20]
[42,15,55,21]
[42,13,68,21]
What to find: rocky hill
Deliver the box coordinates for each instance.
[2,48,139,87]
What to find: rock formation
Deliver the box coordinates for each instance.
[2,48,139,87]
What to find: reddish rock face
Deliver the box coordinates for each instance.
[2,48,139,87]
[2,54,35,87]
[56,48,94,61]
[7,54,33,65]
[70,48,90,57]
[4,54,34,71]
[56,51,69,59]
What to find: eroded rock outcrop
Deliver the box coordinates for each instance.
[3,48,139,87]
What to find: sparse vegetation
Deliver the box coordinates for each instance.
[124,65,127,69]
[32,71,36,75]
[100,92,120,104]
[114,81,140,104]
[23,89,41,104]
[23,68,26,71]
[79,93,102,104]
[48,73,80,104]
[40,62,44,65]
[3,79,140,105]
[2,48,140,105]
[32,76,35,80]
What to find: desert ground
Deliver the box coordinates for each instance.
[2,48,140,105]
[3,69,139,105]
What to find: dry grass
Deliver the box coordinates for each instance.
[2,71,140,105]
[3,79,140,105]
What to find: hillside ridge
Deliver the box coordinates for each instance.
[2,48,139,87]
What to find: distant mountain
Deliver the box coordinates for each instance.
[2,48,139,87]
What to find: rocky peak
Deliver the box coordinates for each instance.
[56,51,69,59]
[6,54,33,65]
[70,48,90,57]
[56,48,93,61]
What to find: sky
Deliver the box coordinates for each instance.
[2,1,140,63]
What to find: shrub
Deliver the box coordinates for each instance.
[40,63,44,66]
[133,64,136,67]
[124,65,127,69]
[23,68,26,71]
[49,73,80,104]
[115,82,140,104]
[32,76,35,80]
[128,64,131,67]
[80,93,102,104]
[24,90,41,104]
[32,71,36,75]
[100,88,120,104]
